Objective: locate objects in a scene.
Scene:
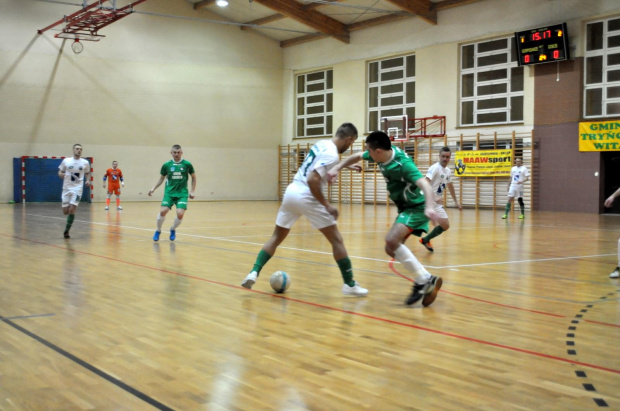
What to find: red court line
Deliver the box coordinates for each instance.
[3,232,620,375]
[584,319,620,328]
[389,259,593,319]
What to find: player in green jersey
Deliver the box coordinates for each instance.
[328,131,442,307]
[148,144,197,242]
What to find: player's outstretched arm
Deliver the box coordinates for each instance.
[148,175,165,196]
[604,187,620,208]
[327,152,364,183]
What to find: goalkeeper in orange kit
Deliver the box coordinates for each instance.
[103,160,124,210]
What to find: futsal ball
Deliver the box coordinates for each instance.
[269,271,291,293]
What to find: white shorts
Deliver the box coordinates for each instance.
[508,185,524,198]
[433,202,449,220]
[61,187,83,207]
[276,185,336,230]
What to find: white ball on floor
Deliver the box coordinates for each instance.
[269,271,291,293]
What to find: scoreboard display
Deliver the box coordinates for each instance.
[515,23,570,66]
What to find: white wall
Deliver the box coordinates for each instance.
[281,0,620,142]
[0,0,284,202]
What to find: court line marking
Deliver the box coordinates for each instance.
[0,316,173,410]
[2,232,619,376]
[387,260,620,319]
[23,213,618,269]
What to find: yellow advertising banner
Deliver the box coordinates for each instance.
[454,149,513,177]
[579,120,620,151]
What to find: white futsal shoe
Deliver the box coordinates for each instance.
[242,271,258,289]
[342,281,368,296]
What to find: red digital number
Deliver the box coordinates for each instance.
[544,30,551,39]
[524,55,530,63]
[553,50,560,59]
[532,33,541,41]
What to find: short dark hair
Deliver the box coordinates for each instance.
[171,144,182,150]
[365,131,392,151]
[335,123,358,139]
[440,146,451,153]
[73,144,82,149]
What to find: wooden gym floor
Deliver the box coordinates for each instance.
[1,201,619,410]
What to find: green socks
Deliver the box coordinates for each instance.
[504,203,511,215]
[337,257,355,287]
[252,249,272,275]
[423,225,444,243]
[65,214,75,232]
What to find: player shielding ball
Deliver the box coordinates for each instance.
[241,123,368,296]
[103,161,124,210]
[503,157,529,219]
[148,145,196,242]
[58,144,90,239]
[419,147,462,252]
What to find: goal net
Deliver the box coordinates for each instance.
[13,157,94,203]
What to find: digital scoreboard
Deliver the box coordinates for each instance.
[515,23,570,66]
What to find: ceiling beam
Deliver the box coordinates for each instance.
[193,0,215,10]
[240,0,344,30]
[241,13,285,30]
[384,0,436,25]
[433,0,485,11]
[251,0,349,43]
[348,14,411,32]
[281,33,328,48]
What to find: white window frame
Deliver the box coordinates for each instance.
[460,36,524,126]
[367,54,416,133]
[295,69,333,138]
[584,16,620,118]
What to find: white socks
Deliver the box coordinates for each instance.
[171,217,182,230]
[394,244,431,283]
[156,214,165,231]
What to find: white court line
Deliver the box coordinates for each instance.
[25,213,618,269]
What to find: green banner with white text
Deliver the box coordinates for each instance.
[579,120,620,151]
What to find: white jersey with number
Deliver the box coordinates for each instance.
[509,165,529,187]
[59,157,90,193]
[426,162,452,203]
[292,139,339,194]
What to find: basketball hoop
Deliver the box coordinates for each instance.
[71,39,84,54]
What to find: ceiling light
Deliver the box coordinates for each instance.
[216,0,228,7]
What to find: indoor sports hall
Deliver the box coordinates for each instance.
[1,0,619,409]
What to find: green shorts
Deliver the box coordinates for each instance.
[161,194,189,210]
[395,204,429,237]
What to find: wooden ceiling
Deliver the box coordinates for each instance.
[190,0,485,47]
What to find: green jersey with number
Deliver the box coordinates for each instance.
[160,160,195,196]
[363,147,425,209]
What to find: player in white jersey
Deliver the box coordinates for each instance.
[58,144,90,239]
[604,187,620,278]
[502,157,529,219]
[419,147,462,252]
[241,123,368,296]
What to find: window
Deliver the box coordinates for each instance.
[367,54,416,132]
[295,70,333,138]
[460,37,524,126]
[584,16,620,117]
